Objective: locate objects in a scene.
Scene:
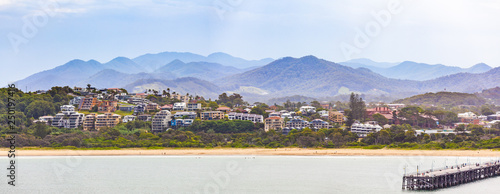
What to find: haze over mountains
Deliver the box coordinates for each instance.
[13,51,500,102]
[340,58,492,81]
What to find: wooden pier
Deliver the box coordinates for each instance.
[402,160,500,190]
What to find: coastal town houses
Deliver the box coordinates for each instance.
[52,105,84,129]
[200,111,224,120]
[269,112,281,118]
[137,114,152,122]
[95,113,121,130]
[146,103,159,112]
[173,112,197,119]
[228,112,264,123]
[310,119,331,129]
[98,101,118,113]
[119,105,134,112]
[458,112,478,123]
[79,97,98,111]
[387,103,405,110]
[264,116,283,132]
[328,111,344,125]
[186,103,202,111]
[299,106,316,114]
[123,115,136,123]
[350,121,383,137]
[487,112,500,121]
[366,107,396,124]
[83,113,97,130]
[318,110,329,118]
[36,116,54,125]
[320,104,333,110]
[69,96,83,106]
[172,119,194,127]
[161,104,173,111]
[217,107,231,113]
[152,110,172,132]
[134,103,146,115]
[173,102,186,111]
[285,118,310,129]
[171,93,190,102]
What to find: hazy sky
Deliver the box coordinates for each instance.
[1,0,500,87]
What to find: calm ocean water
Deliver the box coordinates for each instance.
[2,155,500,193]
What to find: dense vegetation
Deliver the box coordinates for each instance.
[3,121,500,150]
[2,87,500,150]
[393,92,486,107]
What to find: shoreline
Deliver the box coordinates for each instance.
[2,148,500,157]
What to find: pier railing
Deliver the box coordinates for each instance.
[402,160,500,190]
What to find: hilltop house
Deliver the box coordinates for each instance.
[173,112,197,119]
[299,106,316,114]
[217,107,231,113]
[187,103,202,111]
[173,102,186,111]
[227,112,263,123]
[200,111,224,120]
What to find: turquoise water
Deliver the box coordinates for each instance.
[1,155,499,193]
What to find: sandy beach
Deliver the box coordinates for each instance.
[2,148,500,157]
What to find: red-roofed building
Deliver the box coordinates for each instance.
[366,107,392,116]
[367,107,397,124]
[321,104,333,110]
[265,116,283,132]
[161,104,173,110]
[217,107,231,113]
[135,93,147,99]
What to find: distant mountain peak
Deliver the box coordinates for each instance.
[471,63,490,68]
[300,55,320,60]
[87,59,100,64]
[207,52,232,57]
[109,56,132,62]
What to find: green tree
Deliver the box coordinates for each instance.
[348,93,366,121]
[372,113,388,125]
[33,122,51,138]
[25,100,56,119]
[208,101,219,110]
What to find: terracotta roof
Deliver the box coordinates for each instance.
[266,116,282,120]
[217,107,231,110]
